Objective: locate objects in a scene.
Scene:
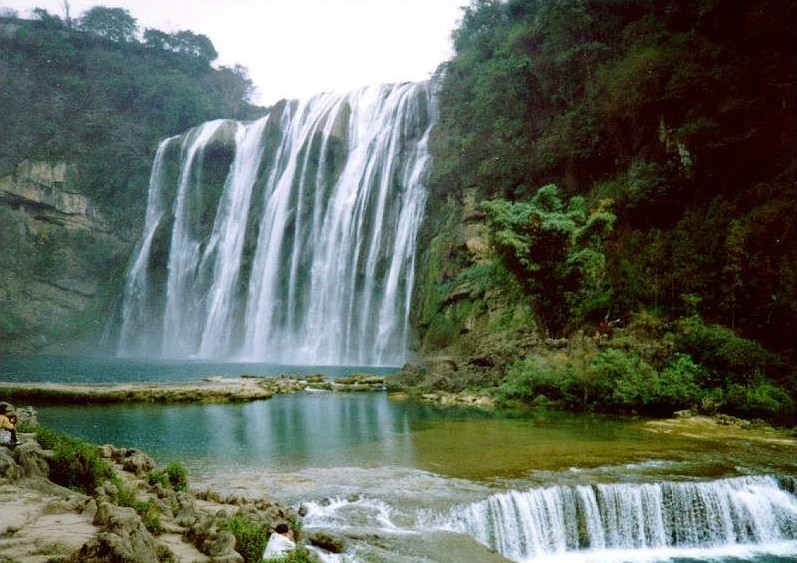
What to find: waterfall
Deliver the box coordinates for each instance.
[433,476,797,561]
[117,135,177,355]
[117,82,435,365]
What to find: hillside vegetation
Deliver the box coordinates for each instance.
[412,0,796,422]
[0,6,262,233]
[0,6,262,352]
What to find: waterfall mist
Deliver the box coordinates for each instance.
[117,82,435,366]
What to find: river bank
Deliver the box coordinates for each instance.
[0,444,296,562]
[0,402,346,562]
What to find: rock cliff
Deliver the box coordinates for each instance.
[0,161,129,354]
[403,188,540,393]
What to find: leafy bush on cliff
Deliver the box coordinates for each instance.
[483,184,615,334]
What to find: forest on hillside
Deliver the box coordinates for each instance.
[0,5,263,233]
[421,0,796,421]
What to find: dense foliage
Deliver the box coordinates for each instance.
[0,7,262,233]
[498,312,795,421]
[483,184,615,332]
[429,0,796,419]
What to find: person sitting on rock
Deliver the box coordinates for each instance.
[0,403,21,448]
[261,523,295,560]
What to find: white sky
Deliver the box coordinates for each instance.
[2,0,466,106]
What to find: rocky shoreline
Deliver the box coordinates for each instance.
[1,447,295,563]
[0,402,354,562]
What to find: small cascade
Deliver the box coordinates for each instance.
[433,476,797,561]
[302,496,404,532]
[117,82,435,365]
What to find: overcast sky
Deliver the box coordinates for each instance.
[2,0,466,106]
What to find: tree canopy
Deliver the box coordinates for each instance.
[78,6,137,42]
[0,8,261,234]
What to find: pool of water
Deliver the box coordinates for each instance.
[9,356,797,562]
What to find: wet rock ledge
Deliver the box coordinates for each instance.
[0,373,388,405]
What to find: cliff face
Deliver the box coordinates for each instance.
[0,161,129,354]
[407,188,540,390]
[0,161,109,232]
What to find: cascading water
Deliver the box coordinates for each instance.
[431,475,797,562]
[117,82,435,365]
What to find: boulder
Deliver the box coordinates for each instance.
[121,449,157,477]
[0,446,23,481]
[307,530,347,553]
[12,441,50,478]
[78,501,161,563]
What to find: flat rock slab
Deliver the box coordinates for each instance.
[0,377,278,404]
[642,415,797,446]
[0,480,96,563]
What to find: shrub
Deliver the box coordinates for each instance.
[165,461,188,491]
[498,347,707,415]
[656,353,704,412]
[726,377,796,420]
[147,469,170,488]
[223,516,270,563]
[134,499,164,535]
[497,355,572,406]
[590,348,657,411]
[114,477,138,507]
[34,427,114,494]
[671,316,771,384]
[148,461,188,492]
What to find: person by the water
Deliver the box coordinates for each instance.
[0,403,21,448]
[261,523,295,559]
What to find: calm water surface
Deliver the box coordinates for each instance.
[0,354,397,383]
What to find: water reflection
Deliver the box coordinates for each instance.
[37,392,417,473]
[34,393,797,483]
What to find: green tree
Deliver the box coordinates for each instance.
[32,7,64,29]
[78,6,137,42]
[483,184,615,333]
[170,30,218,63]
[142,28,170,50]
[722,219,746,330]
